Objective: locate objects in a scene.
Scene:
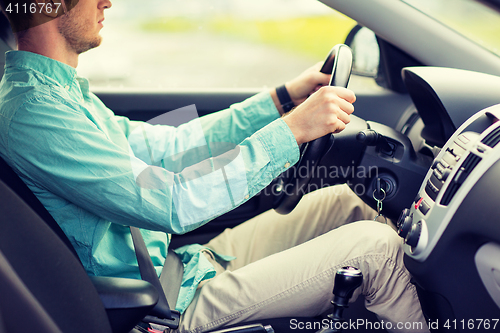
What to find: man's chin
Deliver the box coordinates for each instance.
[76,37,102,55]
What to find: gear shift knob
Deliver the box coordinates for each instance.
[332,266,363,307]
[316,267,363,333]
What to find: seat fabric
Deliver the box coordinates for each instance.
[0,180,113,333]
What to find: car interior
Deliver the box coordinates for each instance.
[1,0,500,332]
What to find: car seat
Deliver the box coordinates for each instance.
[0,176,159,333]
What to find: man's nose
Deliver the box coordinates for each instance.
[101,0,112,9]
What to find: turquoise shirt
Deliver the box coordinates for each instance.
[0,51,300,312]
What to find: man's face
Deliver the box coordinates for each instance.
[58,0,112,54]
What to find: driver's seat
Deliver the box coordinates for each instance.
[0,154,160,333]
[0,178,119,333]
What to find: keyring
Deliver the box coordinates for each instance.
[372,188,386,202]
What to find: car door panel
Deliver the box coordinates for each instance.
[96,87,412,129]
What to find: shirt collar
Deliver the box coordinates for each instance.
[5,50,78,88]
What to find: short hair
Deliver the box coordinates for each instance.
[0,0,79,34]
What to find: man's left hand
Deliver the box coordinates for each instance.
[271,62,331,115]
[286,62,331,106]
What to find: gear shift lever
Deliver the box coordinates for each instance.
[317,266,363,333]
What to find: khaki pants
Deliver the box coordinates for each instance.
[176,185,429,333]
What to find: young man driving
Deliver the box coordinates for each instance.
[0,1,429,332]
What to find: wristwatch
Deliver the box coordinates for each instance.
[276,85,295,113]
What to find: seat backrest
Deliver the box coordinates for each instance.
[0,249,63,333]
[0,156,80,259]
[0,179,113,333]
[0,13,15,80]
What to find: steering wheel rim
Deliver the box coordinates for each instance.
[273,44,353,214]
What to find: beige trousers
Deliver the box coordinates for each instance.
[176,185,429,333]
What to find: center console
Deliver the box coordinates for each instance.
[398,104,500,330]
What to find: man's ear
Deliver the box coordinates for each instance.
[36,0,65,19]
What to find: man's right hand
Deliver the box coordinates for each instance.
[283,86,356,145]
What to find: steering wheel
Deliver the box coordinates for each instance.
[273,44,353,214]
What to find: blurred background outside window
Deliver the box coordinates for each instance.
[78,0,360,90]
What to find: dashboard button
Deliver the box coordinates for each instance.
[414,197,424,210]
[430,174,443,189]
[425,181,438,201]
[433,169,443,180]
[418,200,430,215]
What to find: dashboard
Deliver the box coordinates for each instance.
[395,67,500,330]
[340,66,500,221]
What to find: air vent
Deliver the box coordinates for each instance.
[482,126,500,148]
[440,153,482,206]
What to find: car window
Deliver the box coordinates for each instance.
[77,0,359,90]
[402,0,500,58]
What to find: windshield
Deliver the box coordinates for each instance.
[402,0,500,58]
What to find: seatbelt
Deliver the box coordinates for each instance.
[160,249,184,308]
[129,226,182,329]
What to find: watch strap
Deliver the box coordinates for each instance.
[276,85,295,113]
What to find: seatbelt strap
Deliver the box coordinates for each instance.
[160,247,184,309]
[129,226,181,329]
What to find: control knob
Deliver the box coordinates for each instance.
[405,221,422,248]
[398,215,413,239]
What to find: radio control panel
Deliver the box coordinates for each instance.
[399,104,500,261]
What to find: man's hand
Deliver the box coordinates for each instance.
[283,86,356,145]
[286,61,331,105]
[270,62,331,115]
